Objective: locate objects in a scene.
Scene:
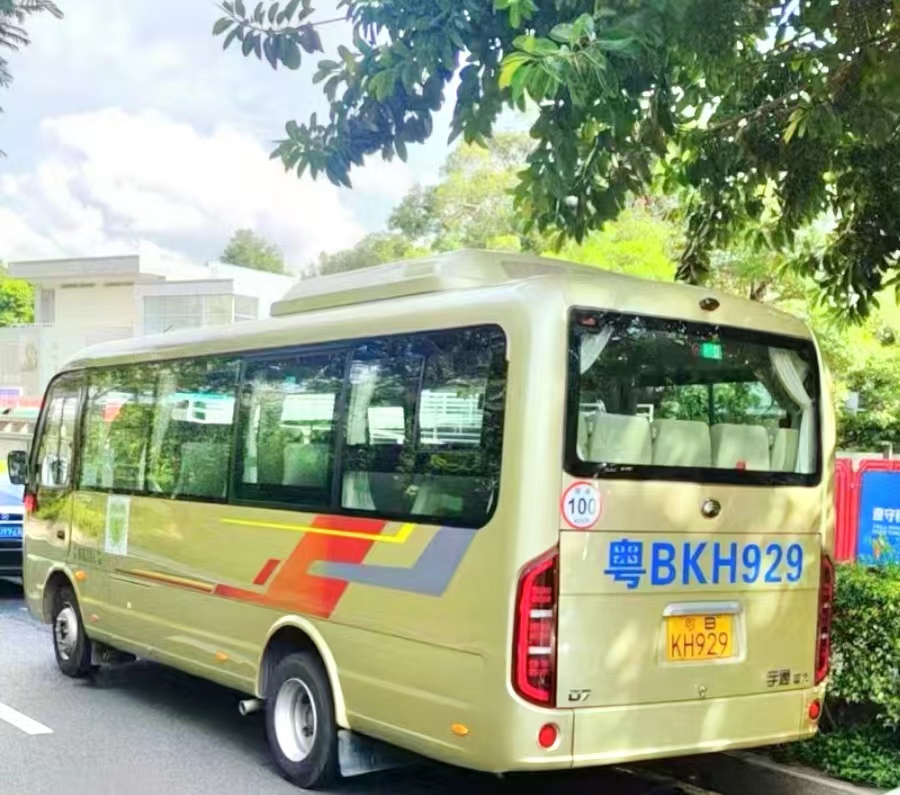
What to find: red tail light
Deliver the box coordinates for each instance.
[815,555,835,685]
[23,492,37,514]
[512,548,558,707]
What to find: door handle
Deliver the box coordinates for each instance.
[56,529,65,540]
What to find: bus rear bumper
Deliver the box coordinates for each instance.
[495,687,823,773]
[567,688,822,769]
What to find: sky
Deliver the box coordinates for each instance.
[0,0,464,272]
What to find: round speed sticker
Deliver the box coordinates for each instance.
[561,481,602,529]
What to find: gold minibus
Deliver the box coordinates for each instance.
[11,250,834,789]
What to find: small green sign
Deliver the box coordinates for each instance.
[700,341,723,360]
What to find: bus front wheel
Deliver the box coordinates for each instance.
[51,584,93,678]
[265,651,339,790]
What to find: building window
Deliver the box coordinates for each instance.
[143,294,235,335]
[234,295,259,323]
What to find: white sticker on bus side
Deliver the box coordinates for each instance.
[561,481,602,529]
[104,494,130,556]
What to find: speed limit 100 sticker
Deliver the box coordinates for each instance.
[561,481,602,529]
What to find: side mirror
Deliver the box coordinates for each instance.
[7,450,27,486]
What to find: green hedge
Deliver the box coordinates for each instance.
[772,563,900,787]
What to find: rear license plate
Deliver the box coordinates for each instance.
[0,525,22,539]
[666,614,735,661]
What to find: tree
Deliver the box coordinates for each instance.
[389,132,537,252]
[221,228,289,274]
[215,0,900,319]
[0,264,33,326]
[1,0,62,119]
[315,232,425,276]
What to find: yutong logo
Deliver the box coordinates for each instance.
[603,538,805,589]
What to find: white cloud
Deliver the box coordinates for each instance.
[0,108,416,269]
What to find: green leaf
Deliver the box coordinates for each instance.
[338,45,354,67]
[253,34,263,59]
[324,74,342,102]
[222,27,241,50]
[212,17,234,36]
[283,0,300,20]
[253,2,265,23]
[282,39,302,68]
[242,32,255,56]
[268,3,279,23]
[549,23,573,43]
[395,137,408,162]
[264,36,278,68]
[234,0,246,17]
[499,52,532,89]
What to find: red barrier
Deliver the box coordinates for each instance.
[834,458,857,562]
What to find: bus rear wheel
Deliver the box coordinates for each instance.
[265,651,339,790]
[51,584,93,678]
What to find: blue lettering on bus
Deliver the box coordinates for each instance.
[606,539,805,590]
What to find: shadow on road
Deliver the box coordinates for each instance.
[0,577,24,600]
[74,658,687,795]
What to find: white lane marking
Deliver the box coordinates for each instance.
[0,703,53,735]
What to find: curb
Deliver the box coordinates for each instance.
[644,750,889,795]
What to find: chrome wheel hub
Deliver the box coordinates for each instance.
[273,678,317,763]
[54,605,79,661]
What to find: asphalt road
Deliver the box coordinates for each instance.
[0,578,715,795]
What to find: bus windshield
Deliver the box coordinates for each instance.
[566,308,821,485]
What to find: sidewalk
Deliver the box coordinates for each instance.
[645,751,891,795]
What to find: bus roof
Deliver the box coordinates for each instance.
[62,249,814,371]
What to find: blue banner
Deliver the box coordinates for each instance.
[858,470,900,564]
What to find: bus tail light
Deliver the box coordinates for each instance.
[814,554,835,685]
[512,548,558,707]
[23,492,37,514]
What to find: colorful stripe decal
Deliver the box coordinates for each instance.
[116,568,216,594]
[252,558,281,586]
[309,526,477,596]
[221,517,416,544]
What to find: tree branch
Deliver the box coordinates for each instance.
[218,5,345,36]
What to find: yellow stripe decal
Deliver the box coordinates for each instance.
[220,519,417,544]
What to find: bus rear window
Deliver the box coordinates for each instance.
[566,309,821,485]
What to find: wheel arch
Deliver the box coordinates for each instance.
[41,565,79,624]
[257,616,349,729]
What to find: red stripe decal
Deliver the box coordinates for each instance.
[252,558,281,586]
[310,514,386,535]
[213,514,388,618]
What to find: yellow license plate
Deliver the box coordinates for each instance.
[666,614,735,662]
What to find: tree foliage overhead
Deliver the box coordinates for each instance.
[0,0,62,115]
[221,228,289,274]
[216,0,900,318]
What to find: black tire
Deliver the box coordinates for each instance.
[265,651,339,790]
[51,584,93,678]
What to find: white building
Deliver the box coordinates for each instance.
[1,243,295,398]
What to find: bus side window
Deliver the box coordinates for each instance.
[80,367,156,493]
[235,352,344,508]
[147,358,240,500]
[340,326,507,527]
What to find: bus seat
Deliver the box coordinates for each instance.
[711,424,771,471]
[282,443,329,488]
[588,413,652,465]
[342,471,376,510]
[178,442,229,498]
[771,428,800,472]
[652,419,711,467]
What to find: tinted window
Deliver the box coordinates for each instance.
[341,326,506,525]
[147,358,239,499]
[235,352,344,507]
[568,309,820,485]
[36,377,81,490]
[80,367,156,492]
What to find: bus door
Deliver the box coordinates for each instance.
[28,374,83,566]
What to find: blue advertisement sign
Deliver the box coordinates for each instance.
[857,470,900,564]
